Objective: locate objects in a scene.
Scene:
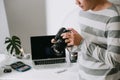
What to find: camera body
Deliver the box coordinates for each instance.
[52,27,70,56]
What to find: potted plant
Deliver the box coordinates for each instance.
[5,35,23,58]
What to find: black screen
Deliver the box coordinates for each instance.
[30,35,66,60]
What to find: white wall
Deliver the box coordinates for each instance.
[46,0,78,35]
[0,0,9,54]
[4,0,46,53]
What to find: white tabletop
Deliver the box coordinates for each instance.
[0,58,79,80]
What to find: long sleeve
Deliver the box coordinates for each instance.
[83,16,120,68]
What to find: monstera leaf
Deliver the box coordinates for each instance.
[5,36,22,55]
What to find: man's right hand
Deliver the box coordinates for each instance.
[51,38,56,43]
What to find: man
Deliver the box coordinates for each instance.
[52,0,120,80]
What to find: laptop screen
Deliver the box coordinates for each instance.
[30,35,66,60]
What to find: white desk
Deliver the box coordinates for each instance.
[0,58,79,80]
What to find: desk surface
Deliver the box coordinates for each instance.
[0,59,79,80]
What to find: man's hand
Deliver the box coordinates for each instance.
[61,28,83,46]
[51,38,56,43]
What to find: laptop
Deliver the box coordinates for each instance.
[30,35,67,69]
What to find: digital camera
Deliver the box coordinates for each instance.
[51,27,70,56]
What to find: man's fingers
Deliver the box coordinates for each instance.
[61,32,71,39]
[65,39,70,43]
[51,39,56,43]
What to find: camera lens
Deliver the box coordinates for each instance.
[51,27,69,56]
[52,40,66,56]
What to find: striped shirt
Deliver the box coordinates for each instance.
[75,4,120,80]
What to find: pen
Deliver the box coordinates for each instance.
[56,69,67,73]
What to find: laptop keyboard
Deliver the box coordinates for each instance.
[34,59,66,65]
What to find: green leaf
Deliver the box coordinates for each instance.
[15,44,21,49]
[6,43,12,51]
[10,46,14,54]
[5,35,22,55]
[5,38,11,44]
[14,46,21,55]
[14,41,21,45]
